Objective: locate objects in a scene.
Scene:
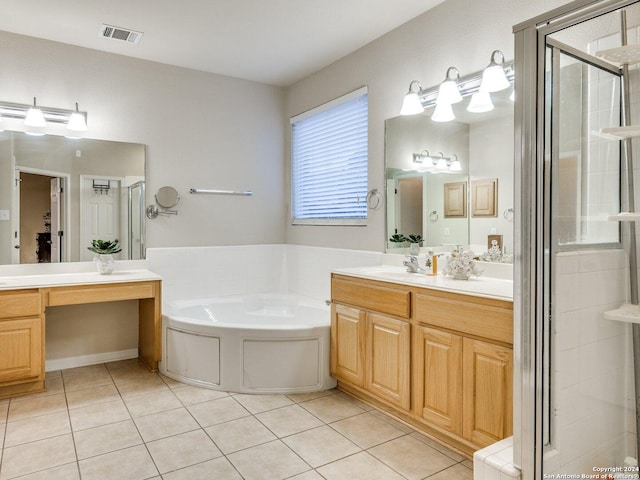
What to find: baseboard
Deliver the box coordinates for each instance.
[45,349,139,372]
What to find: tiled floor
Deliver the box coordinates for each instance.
[0,359,473,480]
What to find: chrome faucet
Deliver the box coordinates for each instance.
[403,255,425,273]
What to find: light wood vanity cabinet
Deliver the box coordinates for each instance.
[0,290,44,387]
[330,273,513,456]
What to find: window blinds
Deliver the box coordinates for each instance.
[291,87,368,225]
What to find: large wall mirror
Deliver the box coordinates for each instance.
[0,131,146,265]
[385,73,514,261]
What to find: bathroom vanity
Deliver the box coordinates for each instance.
[0,271,161,399]
[330,266,512,457]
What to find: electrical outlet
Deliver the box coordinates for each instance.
[0,210,9,221]
[491,227,497,234]
[444,227,450,236]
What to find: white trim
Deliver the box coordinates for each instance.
[290,86,368,124]
[45,348,139,371]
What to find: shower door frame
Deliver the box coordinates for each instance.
[514,0,639,478]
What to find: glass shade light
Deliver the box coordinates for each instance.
[400,81,424,115]
[67,103,87,132]
[413,149,430,164]
[436,67,463,105]
[467,91,494,113]
[24,97,46,127]
[431,101,455,122]
[449,154,462,171]
[435,153,449,170]
[480,50,510,93]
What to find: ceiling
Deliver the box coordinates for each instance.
[0,0,445,87]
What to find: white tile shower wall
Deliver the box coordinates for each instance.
[146,245,382,303]
[551,249,633,474]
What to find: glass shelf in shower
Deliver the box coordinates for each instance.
[596,44,640,65]
[596,125,640,140]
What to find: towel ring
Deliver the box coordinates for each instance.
[503,208,514,223]
[366,189,383,210]
[429,210,438,222]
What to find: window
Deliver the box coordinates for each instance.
[291,87,368,225]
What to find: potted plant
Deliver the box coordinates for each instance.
[88,239,122,275]
[388,233,408,249]
[406,234,423,255]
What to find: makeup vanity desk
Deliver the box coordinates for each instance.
[0,270,161,399]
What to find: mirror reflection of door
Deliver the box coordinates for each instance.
[17,171,66,264]
[80,176,122,262]
[394,175,423,238]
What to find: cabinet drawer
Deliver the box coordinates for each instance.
[414,291,513,345]
[0,291,41,319]
[46,282,155,306]
[332,276,411,319]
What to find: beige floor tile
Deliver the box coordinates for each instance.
[9,462,80,480]
[105,358,148,371]
[368,435,457,480]
[206,416,276,454]
[0,423,5,450]
[159,374,187,389]
[123,390,182,417]
[462,459,474,469]
[46,370,62,379]
[187,396,250,428]
[256,404,324,438]
[147,429,222,474]
[300,394,365,423]
[162,457,243,480]
[78,444,159,480]
[171,385,229,405]
[0,434,76,480]
[289,471,325,480]
[69,399,131,432]
[62,365,113,392]
[283,425,360,468]
[7,392,67,422]
[109,365,159,385]
[0,401,8,423]
[233,393,294,414]
[331,412,406,449]
[4,411,70,447]
[133,407,200,442]
[65,384,121,410]
[227,440,310,480]
[73,419,143,460]
[286,389,335,403]
[115,375,171,399]
[369,409,415,433]
[427,463,474,479]
[408,431,466,462]
[317,451,405,480]
[28,376,64,398]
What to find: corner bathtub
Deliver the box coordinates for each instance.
[161,293,337,393]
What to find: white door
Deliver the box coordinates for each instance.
[80,177,121,261]
[50,177,64,263]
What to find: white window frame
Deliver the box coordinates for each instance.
[290,86,368,226]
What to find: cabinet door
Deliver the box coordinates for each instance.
[367,313,411,410]
[413,325,462,434]
[0,317,42,383]
[462,338,513,447]
[331,304,366,387]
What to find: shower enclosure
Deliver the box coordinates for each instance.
[515,0,640,477]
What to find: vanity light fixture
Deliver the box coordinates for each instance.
[449,154,462,171]
[467,90,494,113]
[24,97,46,128]
[435,152,449,169]
[0,98,88,135]
[431,101,455,122]
[436,67,463,105]
[413,150,461,172]
[400,80,425,115]
[480,50,510,93]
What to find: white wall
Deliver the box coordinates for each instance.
[0,29,286,250]
[284,0,572,252]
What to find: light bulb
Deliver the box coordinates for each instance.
[436,67,462,105]
[480,50,510,93]
[400,81,424,115]
[67,103,87,132]
[24,97,46,128]
[467,91,494,113]
[431,102,455,122]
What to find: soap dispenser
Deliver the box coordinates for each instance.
[425,249,437,276]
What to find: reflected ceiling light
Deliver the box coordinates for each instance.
[436,67,463,105]
[412,149,431,164]
[67,103,88,132]
[480,50,510,93]
[24,97,46,128]
[449,154,462,171]
[431,101,455,122]
[400,80,424,115]
[467,91,494,113]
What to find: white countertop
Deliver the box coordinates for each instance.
[0,269,161,291]
[332,265,513,301]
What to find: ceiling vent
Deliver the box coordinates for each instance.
[99,24,143,44]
